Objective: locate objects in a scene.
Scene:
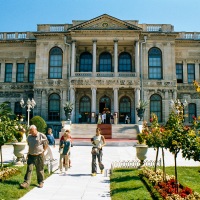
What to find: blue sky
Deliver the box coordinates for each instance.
[0,0,199,32]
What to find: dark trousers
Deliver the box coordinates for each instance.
[24,154,45,185]
[91,149,104,173]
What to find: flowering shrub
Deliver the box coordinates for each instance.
[0,167,20,181]
[141,168,200,200]
[141,167,174,185]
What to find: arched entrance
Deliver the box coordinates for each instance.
[119,96,131,123]
[99,96,111,113]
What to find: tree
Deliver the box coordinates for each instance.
[30,116,47,133]
[0,102,27,168]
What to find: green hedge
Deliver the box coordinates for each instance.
[30,116,47,133]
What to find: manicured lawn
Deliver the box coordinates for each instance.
[110,167,200,200]
[110,168,152,200]
[0,165,51,200]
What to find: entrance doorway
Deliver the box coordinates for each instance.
[99,96,111,113]
[99,102,106,113]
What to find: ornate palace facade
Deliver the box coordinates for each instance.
[0,14,199,132]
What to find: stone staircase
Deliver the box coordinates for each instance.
[70,124,139,139]
[97,124,112,139]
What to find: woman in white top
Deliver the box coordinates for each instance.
[91,127,106,176]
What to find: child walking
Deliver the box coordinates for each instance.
[59,132,71,174]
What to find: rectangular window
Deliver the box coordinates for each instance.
[5,63,13,82]
[176,63,183,83]
[28,63,35,82]
[14,102,22,116]
[16,63,24,82]
[187,64,195,83]
[188,103,196,123]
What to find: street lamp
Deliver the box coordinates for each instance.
[170,99,188,119]
[20,98,36,126]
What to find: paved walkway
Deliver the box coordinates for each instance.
[2,142,200,200]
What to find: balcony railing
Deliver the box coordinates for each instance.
[0,32,35,40]
[74,72,137,77]
[178,32,200,40]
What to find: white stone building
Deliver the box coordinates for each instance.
[0,14,199,136]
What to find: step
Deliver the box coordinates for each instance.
[97,124,112,139]
[69,123,139,139]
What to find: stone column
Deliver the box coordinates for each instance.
[12,61,17,82]
[92,40,97,77]
[113,87,119,124]
[135,41,140,77]
[71,41,76,77]
[24,59,28,82]
[135,88,140,123]
[70,87,75,123]
[0,61,5,82]
[195,61,199,81]
[62,90,67,120]
[41,90,47,119]
[114,39,118,76]
[91,87,97,123]
[164,90,169,122]
[172,90,177,100]
[183,60,188,83]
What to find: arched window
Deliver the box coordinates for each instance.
[79,52,92,72]
[150,94,162,122]
[99,52,112,72]
[48,94,60,121]
[119,97,131,123]
[188,103,196,123]
[148,48,162,79]
[118,52,132,72]
[80,96,91,123]
[49,47,63,79]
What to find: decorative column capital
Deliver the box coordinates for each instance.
[92,39,97,43]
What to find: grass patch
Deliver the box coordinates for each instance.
[0,165,51,200]
[110,167,200,200]
[110,168,152,200]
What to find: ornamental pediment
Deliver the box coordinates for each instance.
[69,14,142,31]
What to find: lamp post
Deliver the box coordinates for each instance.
[20,98,36,127]
[170,99,188,119]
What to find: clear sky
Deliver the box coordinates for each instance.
[0,0,199,32]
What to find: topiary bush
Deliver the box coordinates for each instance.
[30,116,47,133]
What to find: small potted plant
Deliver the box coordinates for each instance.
[136,100,148,121]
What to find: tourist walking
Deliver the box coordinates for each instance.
[45,128,55,160]
[60,129,72,167]
[91,127,106,176]
[59,132,71,174]
[20,125,48,189]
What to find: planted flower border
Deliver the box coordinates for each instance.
[0,167,20,181]
[140,167,200,200]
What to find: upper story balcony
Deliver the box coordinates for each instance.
[73,72,137,77]
[0,32,35,40]
[177,32,200,40]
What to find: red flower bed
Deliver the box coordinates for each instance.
[154,178,193,199]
